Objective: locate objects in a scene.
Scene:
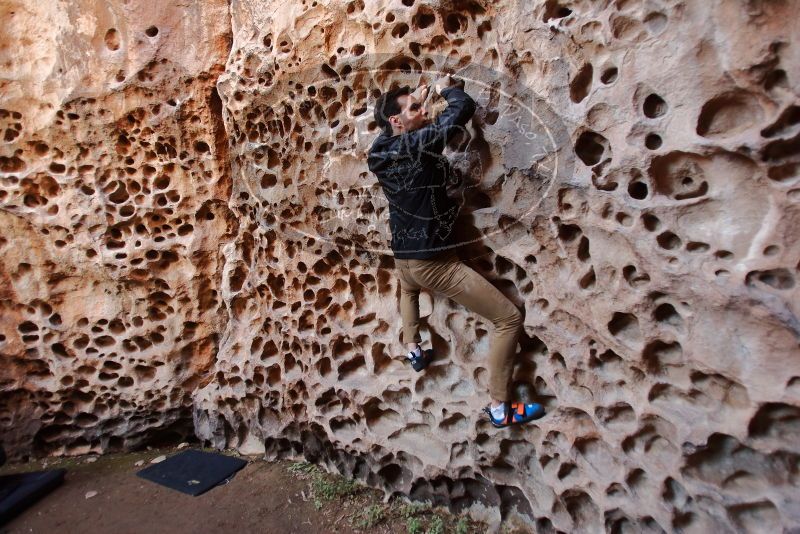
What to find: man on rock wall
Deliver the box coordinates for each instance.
[367,74,545,428]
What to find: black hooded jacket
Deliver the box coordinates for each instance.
[367,86,477,259]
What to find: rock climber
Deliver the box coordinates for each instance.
[366,74,545,428]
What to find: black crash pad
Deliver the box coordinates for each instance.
[136,449,247,496]
[0,469,66,526]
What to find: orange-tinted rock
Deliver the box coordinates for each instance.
[2,0,800,531]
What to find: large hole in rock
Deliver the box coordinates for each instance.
[412,7,436,29]
[570,63,593,103]
[543,1,573,22]
[104,28,121,51]
[746,269,795,290]
[760,105,800,138]
[607,312,641,344]
[574,131,609,166]
[696,90,764,138]
[600,67,618,84]
[645,133,662,150]
[643,94,667,118]
[648,151,711,201]
[628,181,648,200]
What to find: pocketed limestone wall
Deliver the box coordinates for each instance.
[2,1,799,531]
[0,0,233,456]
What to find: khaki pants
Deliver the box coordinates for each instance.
[395,249,524,401]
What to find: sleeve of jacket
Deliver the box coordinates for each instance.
[401,86,476,155]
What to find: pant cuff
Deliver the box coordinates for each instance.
[403,331,422,344]
[490,386,510,402]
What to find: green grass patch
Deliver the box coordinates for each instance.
[287,460,361,509]
[286,461,486,533]
[398,501,432,519]
[288,461,318,475]
[351,503,387,529]
[407,516,423,534]
[427,515,444,534]
[312,472,360,501]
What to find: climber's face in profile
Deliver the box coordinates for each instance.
[390,92,430,134]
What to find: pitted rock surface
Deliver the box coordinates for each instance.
[2,0,800,532]
[0,0,233,455]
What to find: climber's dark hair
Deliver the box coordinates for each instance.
[374,85,411,135]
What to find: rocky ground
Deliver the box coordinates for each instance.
[0,445,498,534]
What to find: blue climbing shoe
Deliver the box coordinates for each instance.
[407,348,432,372]
[483,401,545,428]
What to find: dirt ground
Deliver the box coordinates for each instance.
[0,446,490,534]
